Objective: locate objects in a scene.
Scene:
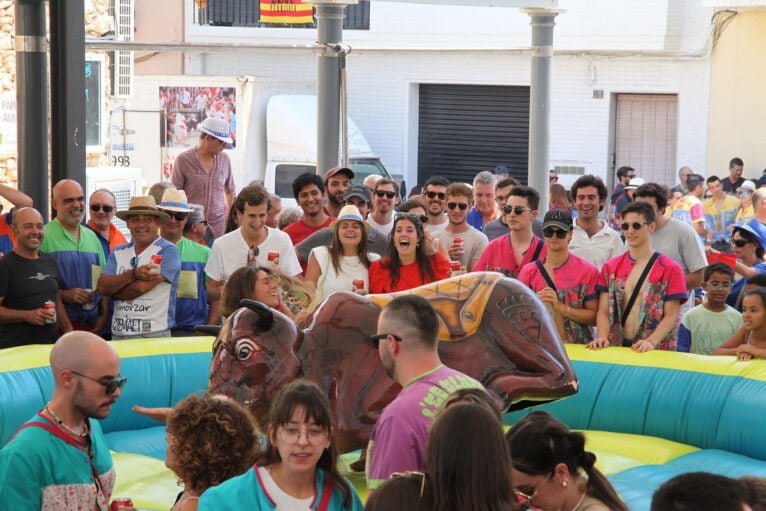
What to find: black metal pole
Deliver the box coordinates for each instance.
[15,0,49,220]
[50,0,86,190]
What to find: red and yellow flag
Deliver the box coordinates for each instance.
[260,0,314,24]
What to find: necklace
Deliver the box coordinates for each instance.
[45,404,88,438]
[570,490,587,511]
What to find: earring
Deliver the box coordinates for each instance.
[562,481,567,488]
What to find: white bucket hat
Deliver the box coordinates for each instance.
[199,117,233,144]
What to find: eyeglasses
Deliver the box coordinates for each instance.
[503,205,532,216]
[620,222,649,231]
[277,424,329,444]
[732,238,752,248]
[90,204,115,213]
[542,227,569,239]
[375,190,397,199]
[425,191,446,200]
[162,211,188,222]
[368,333,402,348]
[447,202,469,211]
[71,370,127,395]
[395,212,427,224]
[705,281,732,289]
[63,196,85,205]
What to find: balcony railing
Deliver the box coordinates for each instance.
[194,0,370,30]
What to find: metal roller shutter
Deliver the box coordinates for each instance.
[418,84,530,186]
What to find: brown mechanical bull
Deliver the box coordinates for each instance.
[208,272,578,453]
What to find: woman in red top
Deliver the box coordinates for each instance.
[369,213,451,294]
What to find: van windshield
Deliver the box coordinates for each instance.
[348,159,391,185]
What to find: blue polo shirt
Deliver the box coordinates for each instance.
[174,237,210,330]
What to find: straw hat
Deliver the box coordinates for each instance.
[159,188,193,213]
[116,196,170,223]
[330,204,368,235]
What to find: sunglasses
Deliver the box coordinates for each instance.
[543,227,569,239]
[620,222,648,231]
[732,238,752,247]
[368,333,402,349]
[90,204,115,213]
[71,370,127,395]
[375,190,397,199]
[447,202,469,211]
[425,191,446,200]
[738,190,753,195]
[503,205,532,216]
[395,212,428,224]
[162,211,189,222]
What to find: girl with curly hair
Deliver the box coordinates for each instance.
[166,395,261,511]
[198,380,363,510]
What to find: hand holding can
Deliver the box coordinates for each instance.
[43,300,57,324]
[149,254,162,275]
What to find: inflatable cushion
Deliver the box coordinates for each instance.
[106,426,168,460]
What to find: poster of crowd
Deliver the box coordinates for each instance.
[159,86,237,148]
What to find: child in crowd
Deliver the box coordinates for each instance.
[713,288,766,361]
[678,262,743,354]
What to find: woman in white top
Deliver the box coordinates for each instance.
[305,205,380,301]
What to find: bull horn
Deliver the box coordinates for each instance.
[240,299,275,330]
[195,325,221,337]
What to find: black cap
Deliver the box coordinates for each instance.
[542,209,573,231]
[343,184,371,205]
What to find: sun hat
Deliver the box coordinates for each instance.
[625,177,645,190]
[116,196,170,223]
[737,180,756,193]
[734,221,766,252]
[159,188,193,213]
[199,117,233,144]
[330,204,368,235]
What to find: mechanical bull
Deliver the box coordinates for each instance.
[208,272,578,453]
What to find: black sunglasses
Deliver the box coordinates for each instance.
[368,333,403,348]
[162,211,188,222]
[447,202,469,211]
[71,370,127,395]
[90,204,115,213]
[620,222,648,231]
[375,190,397,199]
[543,227,569,239]
[503,205,532,216]
[732,238,752,247]
[425,191,446,200]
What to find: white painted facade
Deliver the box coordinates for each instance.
[173,0,716,188]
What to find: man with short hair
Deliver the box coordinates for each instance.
[441,183,488,272]
[147,181,175,206]
[41,179,108,333]
[568,175,625,269]
[703,175,740,250]
[264,194,282,229]
[0,207,72,348]
[86,188,127,259]
[97,196,181,340]
[466,171,498,231]
[0,331,123,509]
[474,186,547,279]
[608,165,636,230]
[283,173,333,247]
[722,157,746,195]
[671,174,707,238]
[671,166,694,196]
[171,117,237,244]
[367,179,400,236]
[651,472,754,511]
[366,295,483,489]
[184,204,208,245]
[588,202,687,352]
[634,182,707,317]
[324,166,355,218]
[421,176,449,235]
[158,189,214,335]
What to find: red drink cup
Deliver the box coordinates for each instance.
[353,279,364,290]
[268,252,280,266]
[110,498,136,511]
[450,261,461,272]
[454,237,464,245]
[151,255,162,265]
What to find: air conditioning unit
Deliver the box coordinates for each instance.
[86,166,142,238]
[113,0,134,98]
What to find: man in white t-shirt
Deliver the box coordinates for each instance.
[205,184,300,324]
[421,176,449,236]
[440,182,488,271]
[367,179,400,237]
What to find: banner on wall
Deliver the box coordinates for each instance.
[260,0,314,24]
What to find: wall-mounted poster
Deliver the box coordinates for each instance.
[159,86,236,148]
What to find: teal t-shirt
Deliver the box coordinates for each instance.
[175,237,211,330]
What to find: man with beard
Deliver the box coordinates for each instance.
[367,179,400,237]
[41,180,108,333]
[366,295,483,490]
[323,166,354,218]
[283,173,334,247]
[0,207,72,347]
[0,331,124,509]
[440,182,488,272]
[421,176,449,235]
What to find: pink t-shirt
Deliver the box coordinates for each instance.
[596,251,687,350]
[473,235,547,279]
[518,254,600,344]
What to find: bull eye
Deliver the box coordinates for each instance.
[234,338,261,361]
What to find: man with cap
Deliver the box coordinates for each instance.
[97,196,181,340]
[295,185,388,267]
[171,116,236,245]
[41,179,108,333]
[324,166,355,218]
[158,189,213,336]
[518,209,600,344]
[184,203,208,245]
[735,180,756,225]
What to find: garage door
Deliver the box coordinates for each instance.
[418,84,530,186]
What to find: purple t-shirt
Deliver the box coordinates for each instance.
[365,365,483,489]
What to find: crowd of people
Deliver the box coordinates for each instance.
[0,118,765,510]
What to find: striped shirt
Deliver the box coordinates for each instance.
[171,147,235,239]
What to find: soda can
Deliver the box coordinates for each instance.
[268,252,280,266]
[81,288,96,311]
[151,254,163,265]
[454,237,464,245]
[43,300,56,324]
[353,279,364,290]
[450,261,461,272]
[110,498,136,511]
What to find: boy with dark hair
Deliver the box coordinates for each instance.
[722,157,746,194]
[703,175,740,250]
[284,172,333,247]
[678,262,742,354]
